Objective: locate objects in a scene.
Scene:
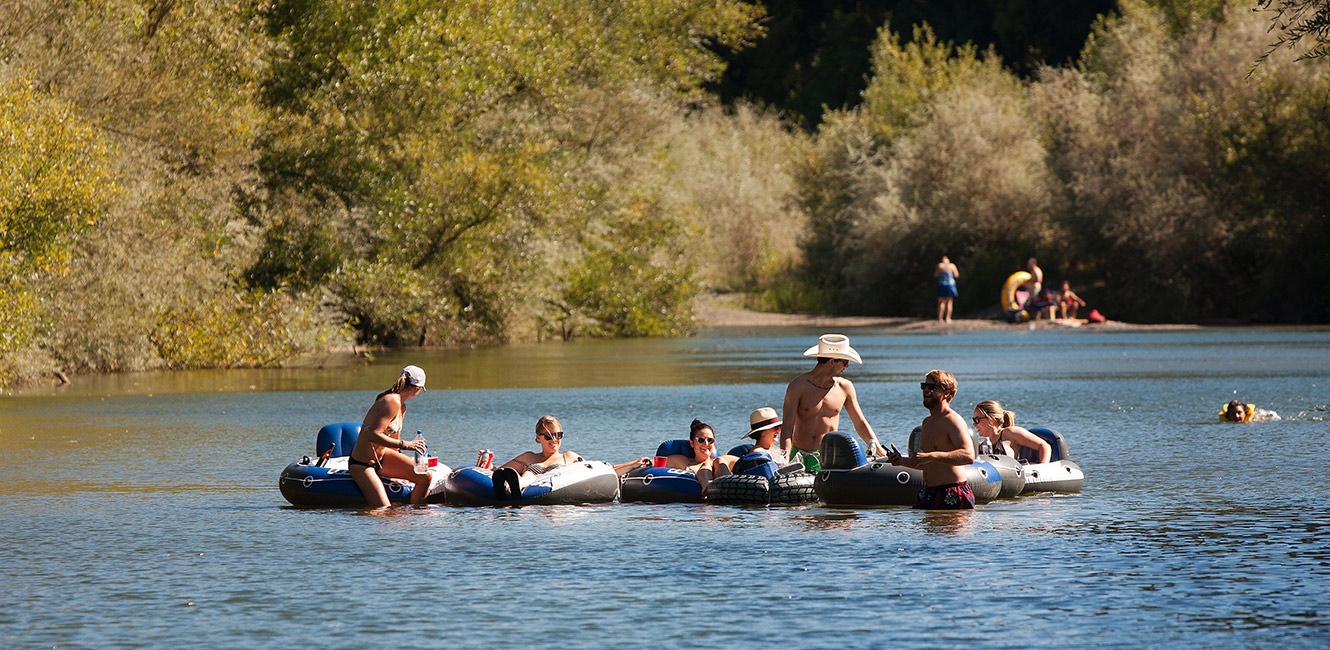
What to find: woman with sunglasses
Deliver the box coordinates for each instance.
[491,415,587,500]
[659,419,736,495]
[972,400,1051,464]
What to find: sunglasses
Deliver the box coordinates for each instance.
[972,416,990,425]
[920,382,942,392]
[693,437,715,444]
[538,431,564,440]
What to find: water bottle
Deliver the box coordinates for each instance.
[413,430,428,474]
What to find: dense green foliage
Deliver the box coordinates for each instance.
[776,1,1329,323]
[1,0,1326,388]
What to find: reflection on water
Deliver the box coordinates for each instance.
[3,326,1330,648]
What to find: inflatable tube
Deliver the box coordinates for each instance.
[979,453,1027,498]
[620,466,705,503]
[279,456,451,507]
[1013,428,1084,494]
[445,461,620,506]
[1002,271,1033,322]
[706,450,818,506]
[813,431,1002,506]
[278,422,451,507]
[619,439,719,503]
[706,473,770,505]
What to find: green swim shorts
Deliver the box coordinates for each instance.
[792,449,821,473]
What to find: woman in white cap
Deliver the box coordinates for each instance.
[348,365,431,507]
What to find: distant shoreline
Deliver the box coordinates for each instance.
[693,294,1200,331]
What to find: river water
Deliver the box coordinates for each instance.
[3,326,1328,649]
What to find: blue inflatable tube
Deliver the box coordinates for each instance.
[277,422,449,507]
[619,466,705,503]
[618,439,720,504]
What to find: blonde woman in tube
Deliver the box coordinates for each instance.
[972,400,1051,464]
[348,365,431,507]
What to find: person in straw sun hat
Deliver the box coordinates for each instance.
[781,334,885,472]
[741,406,789,466]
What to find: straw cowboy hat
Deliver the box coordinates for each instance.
[745,407,782,438]
[803,334,862,364]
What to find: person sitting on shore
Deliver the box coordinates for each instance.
[491,415,585,500]
[972,400,1051,464]
[1058,281,1087,319]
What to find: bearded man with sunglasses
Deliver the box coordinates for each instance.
[886,370,976,509]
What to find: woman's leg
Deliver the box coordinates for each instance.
[380,450,432,505]
[349,464,391,508]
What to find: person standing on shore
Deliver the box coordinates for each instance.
[935,256,959,322]
[782,334,886,472]
[886,369,976,509]
[1025,258,1043,296]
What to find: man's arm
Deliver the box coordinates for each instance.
[780,382,798,456]
[842,381,886,456]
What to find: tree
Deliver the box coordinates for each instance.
[1255,0,1330,66]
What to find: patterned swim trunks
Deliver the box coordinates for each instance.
[914,481,975,510]
[791,449,821,473]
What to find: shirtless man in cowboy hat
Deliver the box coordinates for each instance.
[781,334,886,472]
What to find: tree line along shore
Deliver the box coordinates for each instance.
[2,1,1327,389]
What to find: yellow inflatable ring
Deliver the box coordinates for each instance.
[1002,271,1032,313]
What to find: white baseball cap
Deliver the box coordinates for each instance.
[401,365,426,387]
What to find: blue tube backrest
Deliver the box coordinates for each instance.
[316,422,362,457]
[734,450,777,479]
[1024,428,1069,463]
[819,431,867,470]
[726,443,754,458]
[655,440,717,459]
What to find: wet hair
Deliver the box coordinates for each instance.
[1224,400,1246,421]
[925,369,958,398]
[975,400,1015,428]
[536,415,562,436]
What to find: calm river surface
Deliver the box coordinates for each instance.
[3,326,1329,649]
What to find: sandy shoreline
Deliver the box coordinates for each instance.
[693,294,1198,331]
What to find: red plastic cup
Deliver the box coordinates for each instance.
[428,457,438,467]
[652,456,668,468]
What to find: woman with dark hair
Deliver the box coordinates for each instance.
[348,365,431,507]
[660,419,736,495]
